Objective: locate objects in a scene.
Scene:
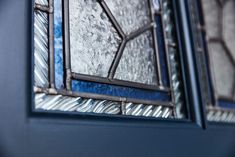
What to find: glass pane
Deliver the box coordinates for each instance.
[105,0,151,34]
[114,31,158,85]
[34,10,49,87]
[72,80,170,102]
[54,0,64,89]
[69,0,121,77]
[33,0,185,119]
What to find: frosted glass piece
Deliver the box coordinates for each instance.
[69,0,121,77]
[201,0,220,38]
[209,43,234,97]
[105,0,151,34]
[223,0,235,60]
[114,31,157,85]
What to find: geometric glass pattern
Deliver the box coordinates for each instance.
[33,0,186,119]
[69,0,121,78]
[67,0,159,87]
[197,0,235,122]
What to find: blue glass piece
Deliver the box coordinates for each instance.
[72,80,171,101]
[54,0,64,89]
[156,15,169,86]
[218,100,235,109]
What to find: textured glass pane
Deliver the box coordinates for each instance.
[162,0,185,118]
[34,11,49,87]
[54,0,64,89]
[69,0,121,77]
[72,80,170,101]
[105,0,151,34]
[114,31,157,85]
[201,0,235,99]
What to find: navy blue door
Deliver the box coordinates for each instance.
[0,0,235,157]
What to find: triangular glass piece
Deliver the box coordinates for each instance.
[114,31,158,85]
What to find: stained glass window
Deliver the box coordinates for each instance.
[33,0,186,119]
[191,0,235,122]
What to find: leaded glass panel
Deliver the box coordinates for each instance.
[201,0,235,100]
[33,0,186,119]
[69,0,121,77]
[190,0,235,122]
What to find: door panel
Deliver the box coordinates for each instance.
[0,0,235,157]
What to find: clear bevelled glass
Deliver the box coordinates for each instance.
[34,11,49,87]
